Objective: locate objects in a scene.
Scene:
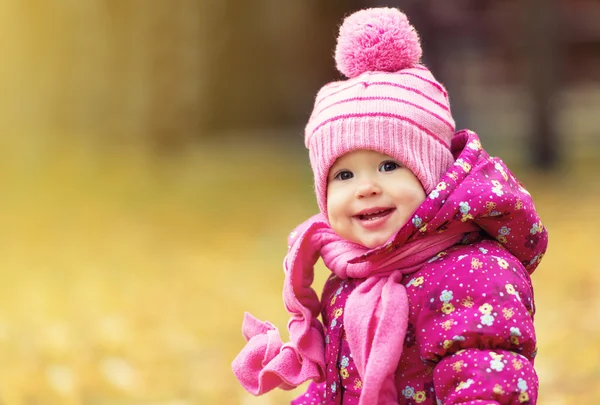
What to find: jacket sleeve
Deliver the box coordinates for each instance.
[413,243,538,404]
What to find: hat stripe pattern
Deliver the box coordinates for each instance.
[313,97,455,132]
[401,71,448,95]
[367,82,449,111]
[307,72,454,141]
[310,112,450,148]
[313,68,448,111]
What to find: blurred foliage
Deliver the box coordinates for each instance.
[0,1,353,146]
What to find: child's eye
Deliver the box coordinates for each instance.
[380,160,400,172]
[334,170,353,181]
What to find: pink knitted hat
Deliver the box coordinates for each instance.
[305,7,456,216]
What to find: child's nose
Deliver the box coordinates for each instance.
[355,178,381,198]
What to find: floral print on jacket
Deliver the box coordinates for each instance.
[293,130,548,405]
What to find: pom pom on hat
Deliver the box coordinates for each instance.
[335,7,422,78]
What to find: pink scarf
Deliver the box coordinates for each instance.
[233,213,470,404]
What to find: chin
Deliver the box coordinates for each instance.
[360,235,390,249]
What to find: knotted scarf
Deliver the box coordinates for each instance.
[232,213,473,404]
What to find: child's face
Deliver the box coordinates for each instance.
[326,150,426,249]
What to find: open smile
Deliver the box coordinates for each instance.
[353,207,395,228]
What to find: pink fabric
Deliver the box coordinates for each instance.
[237,129,548,405]
[334,8,422,79]
[232,213,475,404]
[292,129,547,404]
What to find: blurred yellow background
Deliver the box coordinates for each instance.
[0,1,598,404]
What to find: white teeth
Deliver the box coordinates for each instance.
[358,209,391,220]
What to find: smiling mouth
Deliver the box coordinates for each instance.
[355,208,394,221]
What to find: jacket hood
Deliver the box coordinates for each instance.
[352,129,548,274]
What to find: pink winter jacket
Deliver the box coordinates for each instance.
[295,130,547,405]
[235,130,548,405]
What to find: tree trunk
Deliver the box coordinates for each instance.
[523,0,561,169]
